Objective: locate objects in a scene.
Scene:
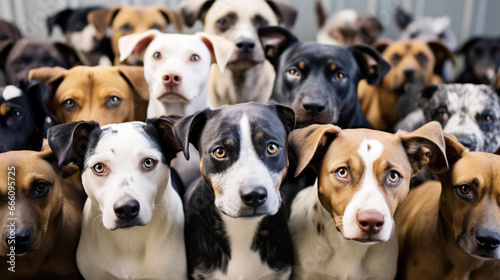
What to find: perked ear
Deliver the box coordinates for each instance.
[47,121,101,169]
[349,44,391,85]
[157,6,184,33]
[28,66,67,97]
[54,42,81,67]
[47,8,74,35]
[394,6,414,30]
[457,37,482,54]
[266,0,298,29]
[396,121,448,176]
[196,32,234,74]
[172,109,211,160]
[145,116,183,164]
[443,134,467,167]
[288,124,342,177]
[115,65,149,101]
[427,40,455,65]
[178,0,215,27]
[0,40,14,70]
[258,26,299,66]
[315,0,327,28]
[118,29,161,62]
[372,39,391,54]
[269,104,296,134]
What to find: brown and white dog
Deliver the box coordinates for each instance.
[179,0,297,106]
[0,149,82,279]
[358,39,454,131]
[90,5,183,65]
[397,135,500,279]
[29,65,149,125]
[288,121,447,279]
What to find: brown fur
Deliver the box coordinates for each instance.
[397,135,500,279]
[29,65,149,125]
[0,149,82,279]
[358,39,454,131]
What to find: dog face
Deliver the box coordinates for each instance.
[0,81,54,152]
[0,39,80,85]
[457,37,500,84]
[259,26,389,128]
[29,65,149,125]
[173,103,295,218]
[289,122,447,242]
[439,136,500,260]
[47,118,181,231]
[118,30,233,105]
[0,149,76,255]
[420,84,500,154]
[180,0,296,70]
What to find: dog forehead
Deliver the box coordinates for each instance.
[147,34,210,57]
[205,0,277,22]
[1,85,22,101]
[436,84,499,114]
[281,42,353,67]
[384,40,431,57]
[451,152,500,189]
[99,122,153,146]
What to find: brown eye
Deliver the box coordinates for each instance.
[387,171,401,185]
[11,110,22,120]
[190,54,200,61]
[213,147,226,159]
[92,163,107,175]
[107,96,121,107]
[456,184,474,200]
[143,158,156,169]
[216,17,229,31]
[33,181,49,196]
[482,114,493,123]
[335,167,348,180]
[390,54,400,64]
[287,67,300,78]
[334,71,346,81]
[417,53,428,64]
[153,52,161,60]
[63,99,76,110]
[267,143,279,154]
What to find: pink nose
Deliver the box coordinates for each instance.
[356,209,384,234]
[162,72,182,85]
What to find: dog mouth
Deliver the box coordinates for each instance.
[156,90,189,102]
[347,236,384,244]
[111,220,145,231]
[218,208,268,219]
[228,54,263,68]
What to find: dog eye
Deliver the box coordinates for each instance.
[410,32,419,39]
[13,58,26,70]
[151,24,161,31]
[107,96,121,107]
[33,181,50,197]
[92,163,108,175]
[10,110,22,120]
[286,67,301,79]
[153,52,161,60]
[62,99,76,110]
[120,24,132,33]
[143,158,156,170]
[417,53,428,64]
[216,18,229,31]
[335,167,349,180]
[254,16,268,28]
[456,184,474,200]
[390,54,401,64]
[213,147,226,159]
[267,143,279,154]
[386,171,402,186]
[481,114,494,123]
[190,54,200,62]
[437,32,446,40]
[334,71,347,81]
[436,108,449,121]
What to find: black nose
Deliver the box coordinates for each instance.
[301,95,327,114]
[92,35,97,42]
[235,39,256,53]
[403,68,416,78]
[475,229,500,251]
[456,137,473,149]
[114,199,140,220]
[240,187,267,207]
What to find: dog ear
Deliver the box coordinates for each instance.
[258,26,299,66]
[266,1,298,29]
[88,7,117,41]
[349,44,391,85]
[315,1,327,28]
[288,124,341,177]
[47,8,73,35]
[427,40,455,65]
[157,6,184,33]
[0,39,14,71]
[28,66,67,97]
[372,39,391,54]
[118,29,161,62]
[179,0,215,27]
[47,121,101,169]
[54,42,81,67]
[172,109,211,160]
[358,15,384,45]
[443,134,467,166]
[457,37,482,54]
[145,116,183,164]
[21,80,57,123]
[396,121,448,176]
[196,32,234,74]
[421,84,440,99]
[39,148,79,179]
[116,65,149,100]
[394,6,413,30]
[269,104,296,134]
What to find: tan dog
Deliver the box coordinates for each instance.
[288,121,447,279]
[0,149,82,279]
[179,0,297,106]
[89,5,183,65]
[358,39,454,131]
[397,135,500,279]
[29,65,149,125]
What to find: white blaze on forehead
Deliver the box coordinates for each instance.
[2,86,22,101]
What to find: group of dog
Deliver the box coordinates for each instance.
[1,0,500,279]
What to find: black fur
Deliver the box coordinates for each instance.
[455,37,500,84]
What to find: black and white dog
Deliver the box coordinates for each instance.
[0,80,55,153]
[173,102,295,279]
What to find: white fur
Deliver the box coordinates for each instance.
[67,24,98,53]
[76,122,187,279]
[2,85,22,101]
[317,9,358,46]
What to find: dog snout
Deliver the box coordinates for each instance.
[403,68,417,79]
[240,187,268,208]
[114,199,140,220]
[356,210,384,235]
[162,72,182,86]
[5,228,31,254]
[301,95,327,114]
[235,39,256,53]
[475,229,500,251]
[455,136,476,150]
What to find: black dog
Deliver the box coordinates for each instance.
[259,26,389,129]
[455,37,500,84]
[47,7,114,66]
[173,102,295,280]
[0,80,55,153]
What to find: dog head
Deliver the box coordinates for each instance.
[0,81,55,152]
[118,29,233,105]
[0,39,80,85]
[457,37,500,84]
[173,102,295,218]
[0,149,78,255]
[29,65,149,125]
[437,135,500,260]
[374,39,454,92]
[180,0,296,70]
[0,19,22,44]
[259,26,389,128]
[47,118,181,230]
[289,121,447,242]
[418,84,500,154]
[90,5,183,65]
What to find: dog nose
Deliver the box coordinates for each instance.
[163,72,182,86]
[235,39,256,53]
[475,229,500,251]
[357,210,384,234]
[92,35,97,42]
[403,68,416,78]
[240,187,267,207]
[15,228,31,248]
[301,95,327,114]
[456,137,473,149]
[114,199,140,220]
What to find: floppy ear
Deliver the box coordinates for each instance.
[421,84,440,99]
[372,39,391,54]
[28,66,67,96]
[427,40,455,65]
[396,121,448,176]
[145,116,183,164]
[172,109,212,160]
[0,39,14,70]
[258,26,299,66]
[457,37,482,54]
[179,0,215,27]
[47,121,101,169]
[443,134,467,167]
[54,42,81,67]
[349,44,391,85]
[118,29,160,62]
[157,6,184,33]
[269,104,296,134]
[288,124,342,176]
[39,148,79,179]
[394,6,413,30]
[21,80,57,122]
[196,32,234,74]
[115,65,149,101]
[47,8,73,35]
[266,0,298,29]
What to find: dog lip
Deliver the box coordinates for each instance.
[156,91,189,102]
[111,221,145,230]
